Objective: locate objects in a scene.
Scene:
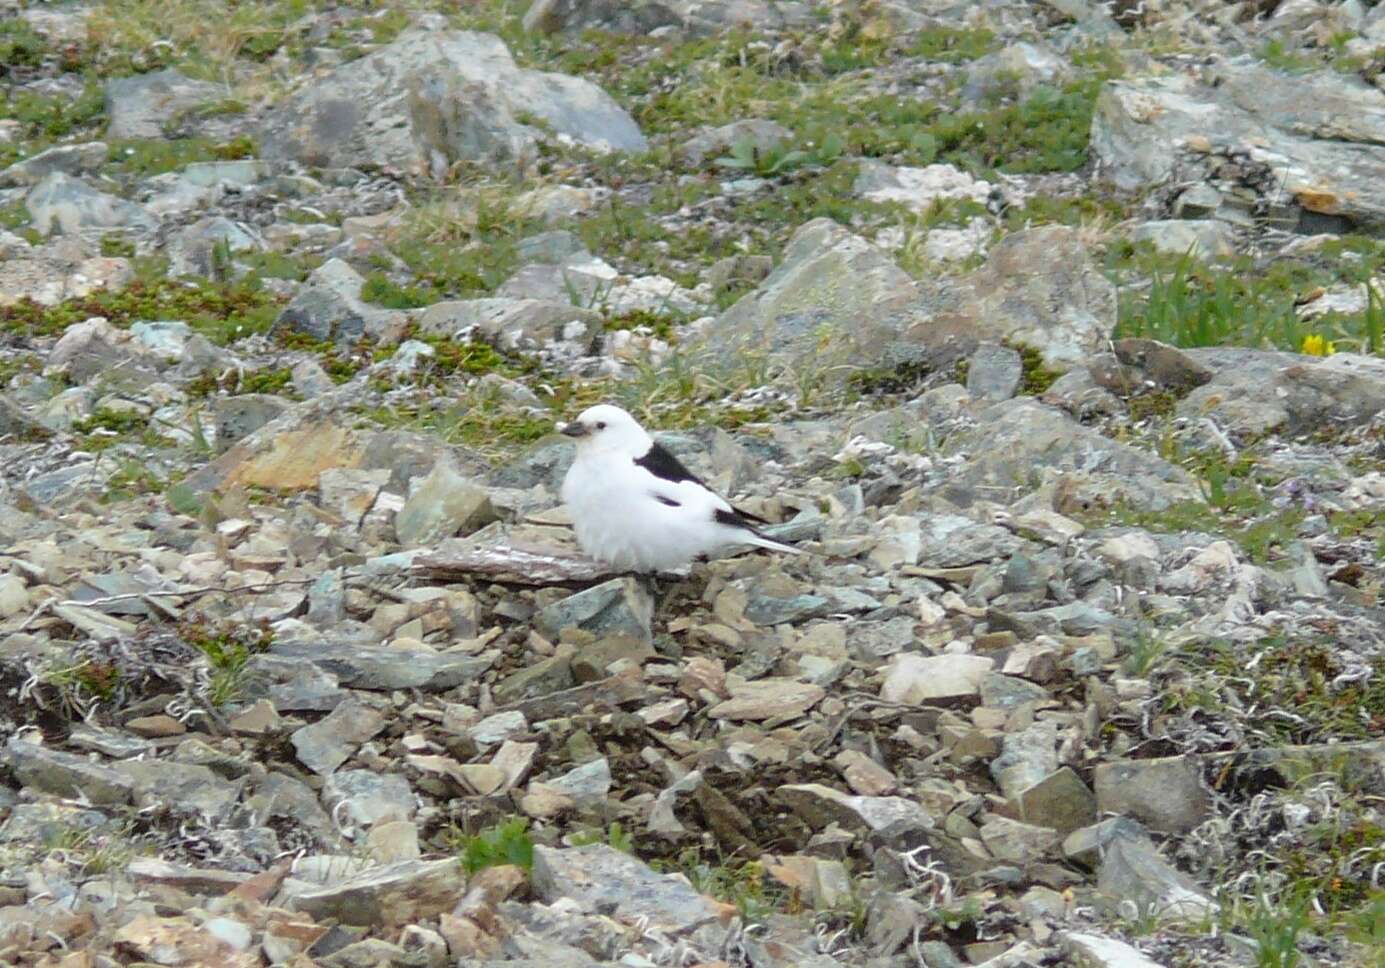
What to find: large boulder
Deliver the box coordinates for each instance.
[1177,349,1385,435]
[523,0,813,35]
[25,173,156,237]
[909,225,1116,371]
[258,29,646,174]
[941,398,1201,510]
[1092,62,1385,233]
[104,69,225,140]
[698,218,925,381]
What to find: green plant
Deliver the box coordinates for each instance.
[0,18,48,69]
[659,848,781,922]
[455,818,535,874]
[182,622,274,706]
[1243,890,1311,968]
[1122,629,1171,677]
[106,136,256,177]
[0,276,282,344]
[361,272,435,309]
[568,821,634,853]
[714,132,844,177]
[910,25,997,63]
[1116,250,1308,351]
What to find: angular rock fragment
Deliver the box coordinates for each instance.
[531,844,724,933]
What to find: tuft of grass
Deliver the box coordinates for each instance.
[0,276,282,344]
[654,847,783,922]
[103,460,170,502]
[0,81,106,144]
[453,818,535,875]
[360,272,436,309]
[929,78,1108,174]
[181,622,274,706]
[910,25,997,63]
[1117,251,1306,350]
[106,137,256,177]
[0,18,49,69]
[568,821,634,853]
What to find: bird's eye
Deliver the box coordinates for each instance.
[596,421,606,430]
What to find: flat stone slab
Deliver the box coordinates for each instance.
[531,844,724,933]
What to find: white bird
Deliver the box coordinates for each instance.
[560,404,804,573]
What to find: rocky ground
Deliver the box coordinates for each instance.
[1,0,1384,965]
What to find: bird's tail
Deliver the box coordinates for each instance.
[744,533,808,556]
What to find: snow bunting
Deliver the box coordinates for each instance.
[560,404,803,572]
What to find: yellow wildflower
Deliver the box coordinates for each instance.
[1300,334,1336,356]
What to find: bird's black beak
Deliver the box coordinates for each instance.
[561,422,588,438]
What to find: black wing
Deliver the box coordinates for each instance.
[635,441,769,526]
[634,441,702,486]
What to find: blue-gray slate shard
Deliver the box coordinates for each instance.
[531,844,724,933]
[535,577,654,643]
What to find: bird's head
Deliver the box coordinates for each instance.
[560,404,650,456]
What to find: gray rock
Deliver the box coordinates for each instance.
[167,216,263,278]
[966,342,1023,401]
[1127,219,1235,258]
[0,394,50,441]
[679,118,792,168]
[0,142,107,187]
[287,858,467,927]
[1063,816,1152,869]
[708,679,825,721]
[3,738,134,805]
[105,69,225,139]
[416,298,601,356]
[523,0,682,36]
[979,815,1060,863]
[246,770,337,838]
[979,673,1051,710]
[544,757,611,803]
[942,399,1201,510]
[990,722,1059,800]
[291,698,388,775]
[1174,184,1223,219]
[912,226,1115,372]
[531,844,723,933]
[881,653,995,703]
[744,589,831,625]
[1094,755,1212,835]
[0,237,134,306]
[258,30,645,174]
[918,514,1023,566]
[322,770,416,828]
[700,218,924,388]
[395,459,498,548]
[1097,833,1218,922]
[269,640,495,691]
[212,394,292,452]
[535,577,654,643]
[129,319,194,360]
[517,229,589,265]
[26,173,156,237]
[1060,932,1167,968]
[1093,63,1385,232]
[1179,349,1385,434]
[1018,767,1098,836]
[109,759,244,824]
[273,257,401,346]
[493,654,575,705]
[963,42,1072,102]
[778,783,934,834]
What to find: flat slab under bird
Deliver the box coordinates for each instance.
[560,404,803,573]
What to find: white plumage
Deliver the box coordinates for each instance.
[559,404,803,572]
